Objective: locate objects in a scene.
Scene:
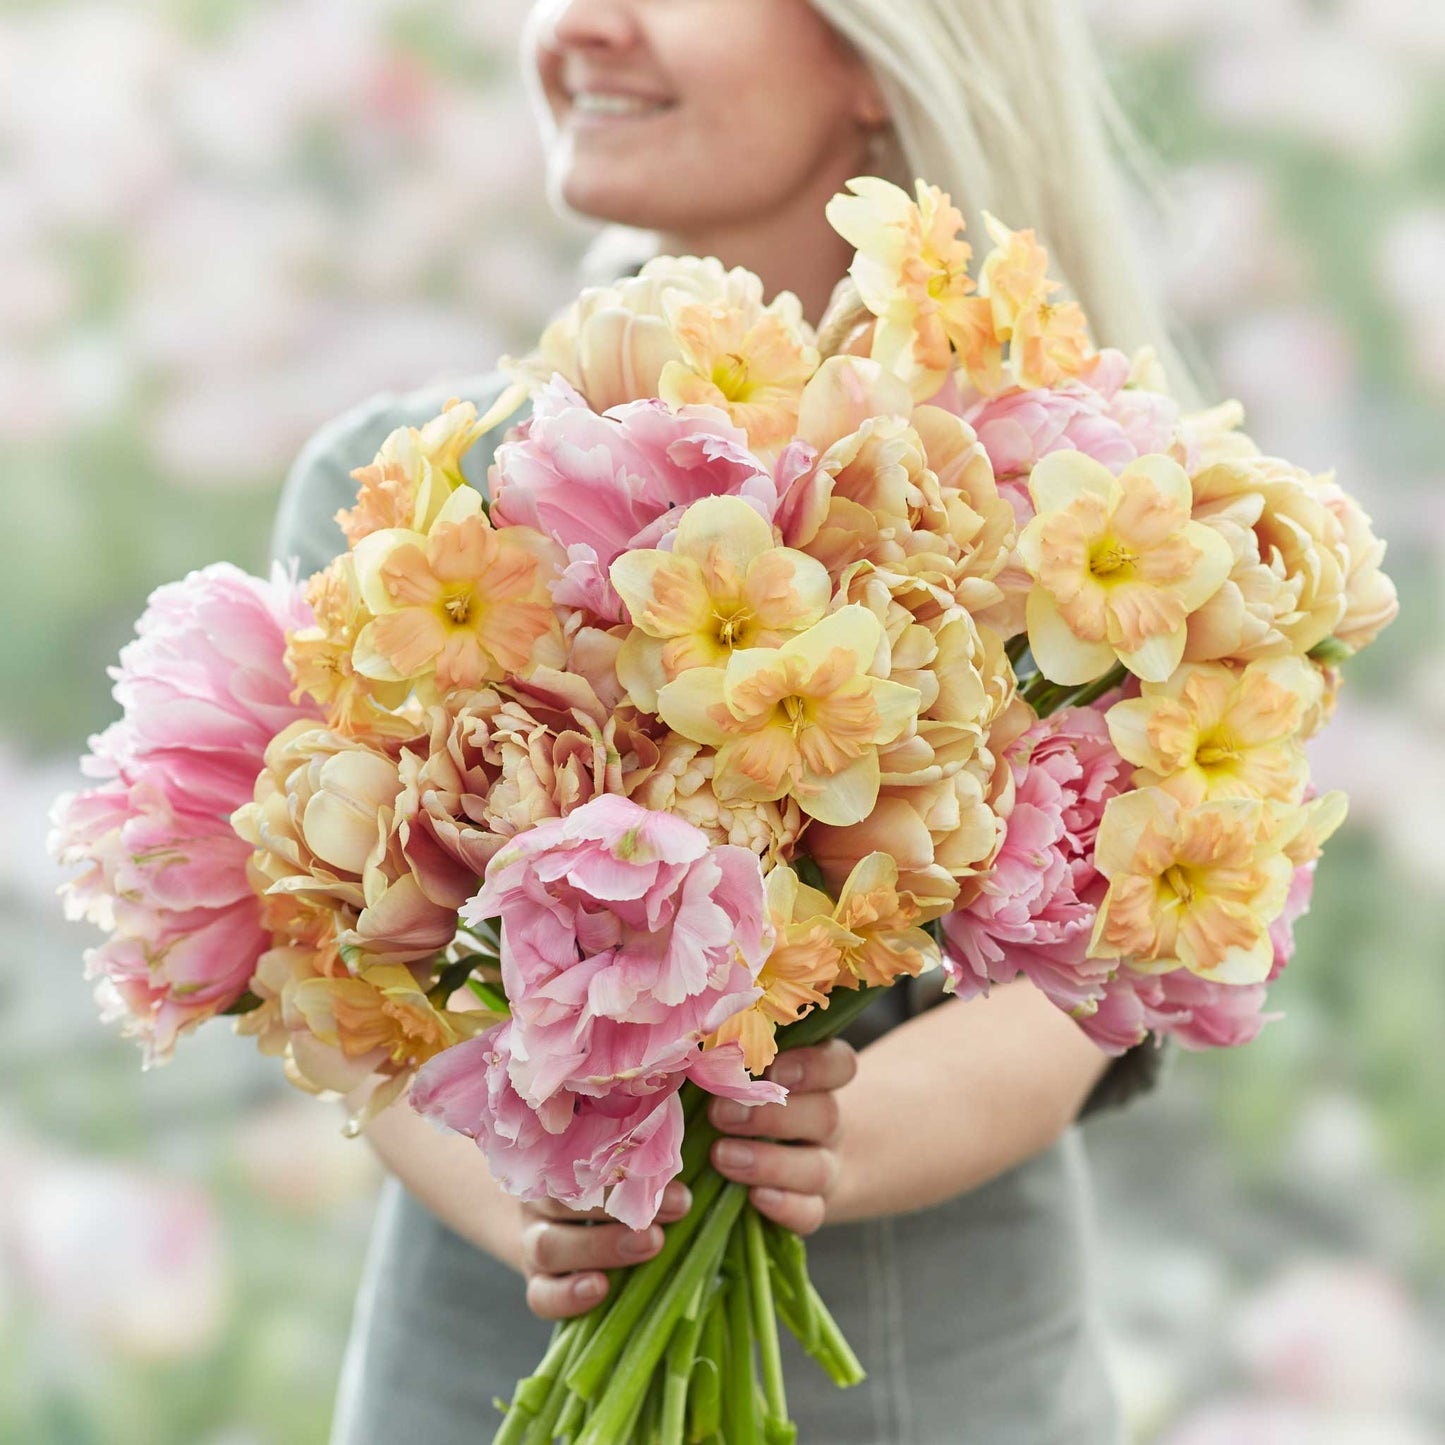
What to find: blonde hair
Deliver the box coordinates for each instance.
[810,0,1209,405]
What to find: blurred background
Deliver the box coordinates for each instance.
[1,1,1441,1441]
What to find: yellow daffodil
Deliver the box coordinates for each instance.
[977,213,1093,391]
[1106,658,1321,806]
[1089,788,1343,983]
[831,852,947,989]
[352,486,563,698]
[285,556,415,736]
[655,604,921,827]
[1018,451,1233,685]
[338,398,493,545]
[659,286,820,454]
[609,495,832,712]
[825,176,992,401]
[290,963,483,1073]
[707,864,849,1072]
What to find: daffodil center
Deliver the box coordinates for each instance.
[441,589,475,626]
[781,694,808,737]
[1088,536,1138,580]
[712,353,753,403]
[1160,864,1195,906]
[713,605,753,649]
[1194,732,1240,769]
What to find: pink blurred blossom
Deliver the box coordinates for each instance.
[3,1142,227,1361]
[48,563,320,1062]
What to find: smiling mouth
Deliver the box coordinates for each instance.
[567,92,676,120]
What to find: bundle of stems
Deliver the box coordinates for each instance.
[489,986,880,1445]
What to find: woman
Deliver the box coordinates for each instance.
[273,2,1183,1440]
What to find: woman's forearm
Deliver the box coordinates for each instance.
[343,1082,526,1273]
[826,977,1112,1224]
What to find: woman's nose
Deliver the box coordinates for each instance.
[533,0,639,52]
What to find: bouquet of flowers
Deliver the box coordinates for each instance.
[51,175,1397,1442]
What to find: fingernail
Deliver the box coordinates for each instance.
[576,1275,606,1301]
[621,1228,660,1258]
[667,1184,693,1214]
[753,1187,785,1209]
[770,1059,801,1088]
[715,1140,754,1171]
[712,1100,748,1127]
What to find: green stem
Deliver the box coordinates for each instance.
[721,1229,760,1445]
[520,1313,602,1445]
[564,1119,721,1400]
[745,1208,788,1428]
[1059,661,1127,712]
[688,1287,726,1441]
[573,1183,747,1445]
[775,983,882,1053]
[492,1318,581,1445]
[659,1279,706,1445]
[762,1220,815,1351]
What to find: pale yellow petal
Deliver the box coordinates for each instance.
[656,668,734,746]
[1026,587,1116,686]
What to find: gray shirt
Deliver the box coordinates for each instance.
[273,375,1161,1445]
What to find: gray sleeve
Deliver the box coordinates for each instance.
[1079,1034,1172,1118]
[269,372,514,573]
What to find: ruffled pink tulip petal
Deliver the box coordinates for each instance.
[463,795,778,1110]
[942,707,1130,1014]
[49,564,321,1062]
[490,378,779,575]
[963,354,1183,524]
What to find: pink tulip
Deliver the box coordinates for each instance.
[490,377,778,584]
[942,707,1130,1013]
[49,563,321,1062]
[414,795,785,1226]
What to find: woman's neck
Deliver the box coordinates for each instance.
[657,162,860,328]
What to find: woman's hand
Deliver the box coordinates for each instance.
[707,1038,858,1235]
[519,1180,693,1321]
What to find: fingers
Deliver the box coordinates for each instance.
[521,1181,692,1322]
[526,1269,610,1321]
[711,1137,840,1199]
[747,1186,827,1236]
[525,1180,692,1225]
[522,1217,665,1278]
[766,1038,858,1093]
[708,1088,840,1145]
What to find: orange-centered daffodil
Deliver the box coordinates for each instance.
[352,486,563,698]
[707,863,850,1073]
[825,176,992,400]
[655,604,921,827]
[609,495,833,712]
[1088,789,1342,983]
[658,284,819,454]
[1018,451,1233,685]
[1105,657,1321,806]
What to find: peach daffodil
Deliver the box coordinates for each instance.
[825,176,993,400]
[659,284,820,454]
[655,604,921,827]
[610,495,832,712]
[337,398,494,545]
[831,851,949,989]
[977,213,1094,391]
[352,486,563,697]
[706,863,848,1073]
[1018,451,1233,684]
[1088,788,1343,983]
[1105,658,1321,806]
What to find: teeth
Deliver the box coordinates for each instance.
[571,92,668,117]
